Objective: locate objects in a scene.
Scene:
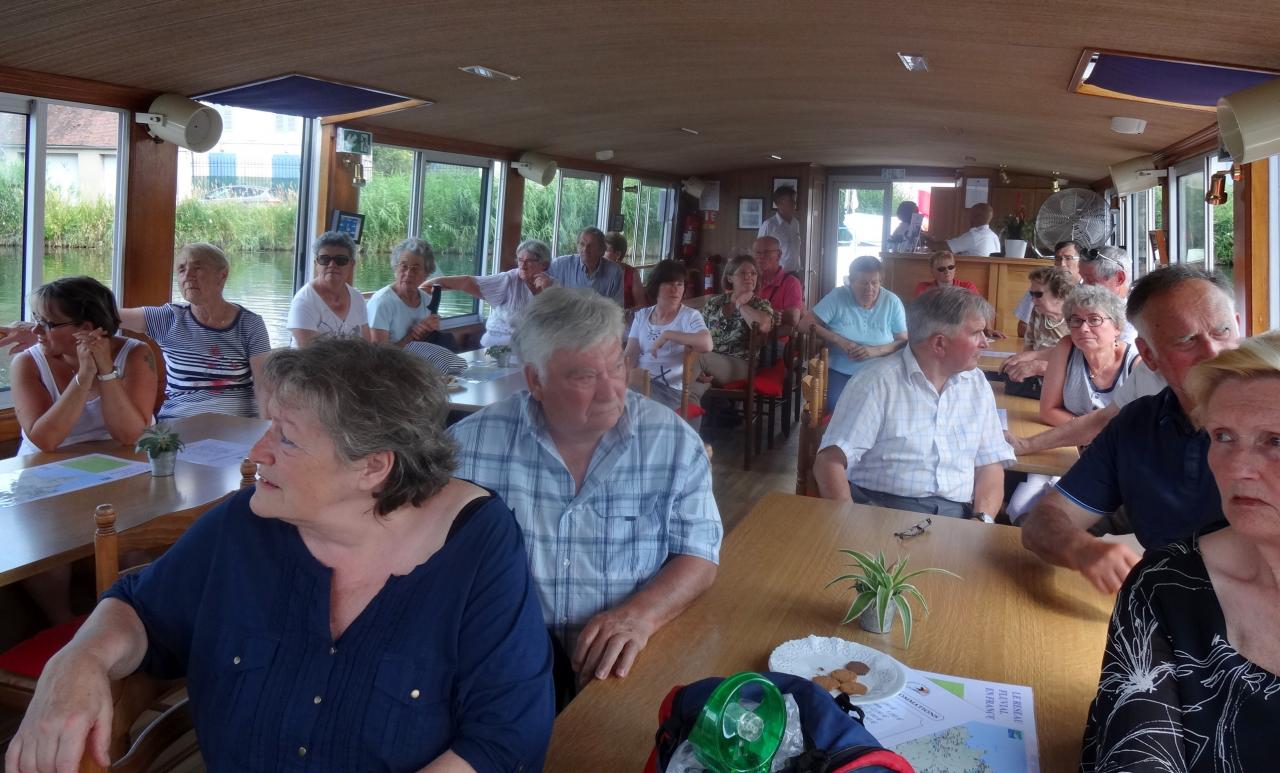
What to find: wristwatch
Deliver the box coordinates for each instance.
[971,511,995,524]
[97,367,121,382]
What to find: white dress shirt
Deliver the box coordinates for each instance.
[758,213,804,273]
[820,346,1014,503]
[946,225,1001,257]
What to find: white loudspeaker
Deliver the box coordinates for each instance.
[681,177,706,199]
[135,94,223,152]
[1218,78,1280,165]
[511,152,557,186]
[1109,155,1163,196]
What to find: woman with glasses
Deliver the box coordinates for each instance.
[913,251,979,297]
[368,237,465,375]
[1039,285,1140,426]
[1022,266,1073,351]
[286,231,371,347]
[427,238,552,347]
[698,253,775,386]
[624,260,712,419]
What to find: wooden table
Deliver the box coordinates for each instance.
[993,381,1080,477]
[0,414,266,587]
[545,493,1112,772]
[447,349,528,413]
[978,336,1023,374]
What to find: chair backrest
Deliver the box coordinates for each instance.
[80,458,257,772]
[795,347,829,496]
[678,346,698,424]
[628,367,652,397]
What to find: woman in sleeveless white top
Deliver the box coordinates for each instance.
[12,277,158,456]
[1039,285,1141,426]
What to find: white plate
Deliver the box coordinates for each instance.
[768,635,906,704]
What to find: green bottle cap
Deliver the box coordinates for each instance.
[687,672,787,773]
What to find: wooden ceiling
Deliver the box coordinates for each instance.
[3,1,1279,179]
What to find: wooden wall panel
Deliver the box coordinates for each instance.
[120,121,178,306]
[1235,160,1270,335]
[499,170,525,271]
[695,164,813,263]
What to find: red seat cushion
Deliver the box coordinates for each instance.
[722,362,787,398]
[0,615,89,679]
[677,403,705,419]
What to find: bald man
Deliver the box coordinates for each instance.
[930,203,1000,257]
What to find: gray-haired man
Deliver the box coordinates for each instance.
[449,287,721,703]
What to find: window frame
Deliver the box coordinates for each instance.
[622,176,677,266]
[1168,154,1213,272]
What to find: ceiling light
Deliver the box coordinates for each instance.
[897,53,929,73]
[769,154,783,160]
[679,127,700,135]
[964,155,977,163]
[595,149,614,161]
[459,65,520,81]
[1110,116,1147,135]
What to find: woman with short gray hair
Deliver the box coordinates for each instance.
[286,230,370,347]
[9,336,556,771]
[1039,284,1140,425]
[367,236,465,374]
[428,238,554,347]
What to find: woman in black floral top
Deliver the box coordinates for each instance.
[1080,331,1280,772]
[698,254,775,386]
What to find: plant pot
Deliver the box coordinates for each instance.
[1004,239,1028,258]
[858,603,897,635]
[495,353,512,368]
[149,450,177,477]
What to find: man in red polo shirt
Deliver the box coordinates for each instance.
[753,236,804,328]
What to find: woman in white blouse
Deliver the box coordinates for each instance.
[624,260,712,414]
[286,231,370,347]
[427,239,553,347]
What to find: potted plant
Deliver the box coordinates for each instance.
[1000,205,1032,258]
[135,423,184,477]
[826,549,958,647]
[486,344,513,367]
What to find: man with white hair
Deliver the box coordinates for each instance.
[814,286,1014,519]
[449,287,721,704]
[1021,266,1240,593]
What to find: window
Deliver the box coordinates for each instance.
[0,96,127,397]
[1130,189,1152,276]
[621,177,674,264]
[1208,157,1234,286]
[356,145,499,322]
[520,170,605,257]
[1173,159,1207,270]
[173,103,308,349]
[1169,154,1232,280]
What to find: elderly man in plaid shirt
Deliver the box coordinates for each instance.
[814,286,1015,521]
[450,287,721,706]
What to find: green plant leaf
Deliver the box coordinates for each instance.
[824,573,865,589]
[842,590,877,624]
[898,566,961,584]
[875,584,892,631]
[901,583,929,616]
[843,551,891,587]
[893,594,914,648]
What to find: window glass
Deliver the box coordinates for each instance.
[42,105,119,289]
[555,175,601,256]
[521,174,556,249]
[1176,168,1206,270]
[1210,159,1234,286]
[356,144,413,292]
[419,161,486,318]
[0,110,27,391]
[173,104,304,348]
[1132,191,1150,276]
[622,177,673,265]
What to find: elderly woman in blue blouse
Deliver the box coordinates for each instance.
[6,338,554,773]
[1080,331,1280,771]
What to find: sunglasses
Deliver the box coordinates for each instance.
[934,265,957,273]
[1082,249,1123,271]
[316,254,353,266]
[1029,290,1045,298]
[33,316,78,332]
[1068,314,1110,329]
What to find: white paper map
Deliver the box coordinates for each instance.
[179,438,253,469]
[0,454,150,508]
[862,668,1038,772]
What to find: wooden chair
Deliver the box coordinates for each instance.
[795,349,830,497]
[702,322,773,471]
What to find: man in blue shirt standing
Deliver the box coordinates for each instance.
[1021,266,1240,594]
[546,226,625,304]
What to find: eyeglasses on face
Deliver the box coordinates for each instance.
[934,265,957,273]
[1029,290,1045,298]
[316,254,353,266]
[1067,314,1110,329]
[33,316,78,332]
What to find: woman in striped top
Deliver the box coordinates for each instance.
[118,242,272,420]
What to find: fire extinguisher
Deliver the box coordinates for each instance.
[680,212,699,259]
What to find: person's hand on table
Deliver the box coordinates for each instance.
[572,605,657,687]
[1,321,38,355]
[985,328,1007,340]
[1004,430,1031,455]
[5,648,115,773]
[1074,540,1142,594]
[1001,353,1047,383]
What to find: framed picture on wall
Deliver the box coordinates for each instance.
[771,177,799,197]
[738,198,764,230]
[329,210,366,242]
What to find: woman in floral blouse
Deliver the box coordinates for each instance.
[698,254,775,385]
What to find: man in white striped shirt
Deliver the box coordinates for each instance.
[815,286,1015,519]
